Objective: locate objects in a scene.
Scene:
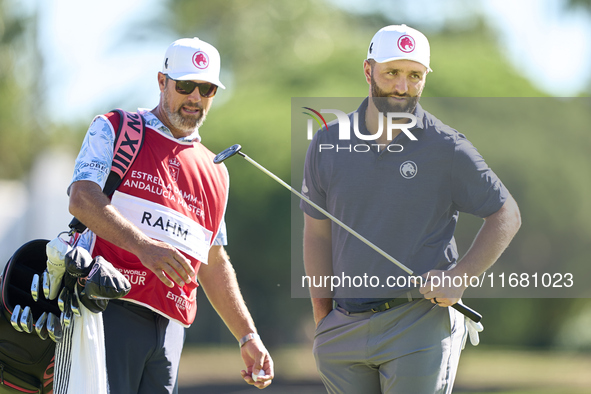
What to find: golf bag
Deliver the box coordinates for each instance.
[0,109,145,393]
[0,239,58,394]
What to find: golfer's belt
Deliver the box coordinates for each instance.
[370,291,417,313]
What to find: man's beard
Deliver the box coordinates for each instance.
[162,90,206,132]
[370,72,420,114]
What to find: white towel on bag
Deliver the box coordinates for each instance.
[54,296,109,394]
[48,234,109,394]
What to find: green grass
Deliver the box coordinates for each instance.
[460,391,590,394]
[455,346,591,393]
[179,345,591,392]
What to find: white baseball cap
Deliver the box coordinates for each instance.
[162,37,226,89]
[367,25,432,72]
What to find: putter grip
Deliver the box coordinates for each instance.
[452,303,482,323]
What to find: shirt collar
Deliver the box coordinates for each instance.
[412,103,426,130]
[138,108,202,142]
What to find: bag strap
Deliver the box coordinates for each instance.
[68,109,146,234]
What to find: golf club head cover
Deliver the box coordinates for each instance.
[53,247,92,319]
[63,248,130,313]
[65,247,95,278]
[46,237,73,299]
[83,256,131,301]
[76,283,109,313]
[464,316,484,348]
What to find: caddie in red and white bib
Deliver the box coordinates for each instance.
[90,109,229,327]
[67,37,274,394]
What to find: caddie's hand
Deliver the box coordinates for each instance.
[418,269,467,307]
[136,239,195,288]
[239,337,274,389]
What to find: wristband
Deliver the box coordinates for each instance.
[239,332,260,347]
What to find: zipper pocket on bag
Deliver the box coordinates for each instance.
[0,364,40,393]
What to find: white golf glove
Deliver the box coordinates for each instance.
[45,237,72,300]
[464,316,484,348]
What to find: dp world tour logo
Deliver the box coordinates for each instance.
[192,51,209,69]
[302,107,417,153]
[397,35,415,53]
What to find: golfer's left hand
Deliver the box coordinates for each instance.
[418,269,467,307]
[240,338,274,389]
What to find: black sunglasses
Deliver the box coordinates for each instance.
[165,75,218,98]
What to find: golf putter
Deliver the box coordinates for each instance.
[42,270,51,299]
[10,305,23,332]
[35,312,49,340]
[214,144,483,323]
[31,274,40,302]
[19,306,33,333]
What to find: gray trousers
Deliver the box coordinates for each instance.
[103,301,185,394]
[313,299,467,394]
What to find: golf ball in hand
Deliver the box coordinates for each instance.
[252,370,265,382]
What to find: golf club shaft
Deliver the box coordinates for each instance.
[240,152,412,274]
[238,152,482,323]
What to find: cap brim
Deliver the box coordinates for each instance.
[371,56,432,72]
[166,72,226,89]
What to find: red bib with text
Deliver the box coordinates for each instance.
[91,115,228,327]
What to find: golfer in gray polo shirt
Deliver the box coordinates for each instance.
[301,25,521,393]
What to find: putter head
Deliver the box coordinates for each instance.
[213,144,242,164]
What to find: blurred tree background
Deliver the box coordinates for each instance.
[1,0,591,356]
[0,0,42,178]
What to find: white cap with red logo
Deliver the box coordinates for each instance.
[162,37,226,89]
[367,25,432,72]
